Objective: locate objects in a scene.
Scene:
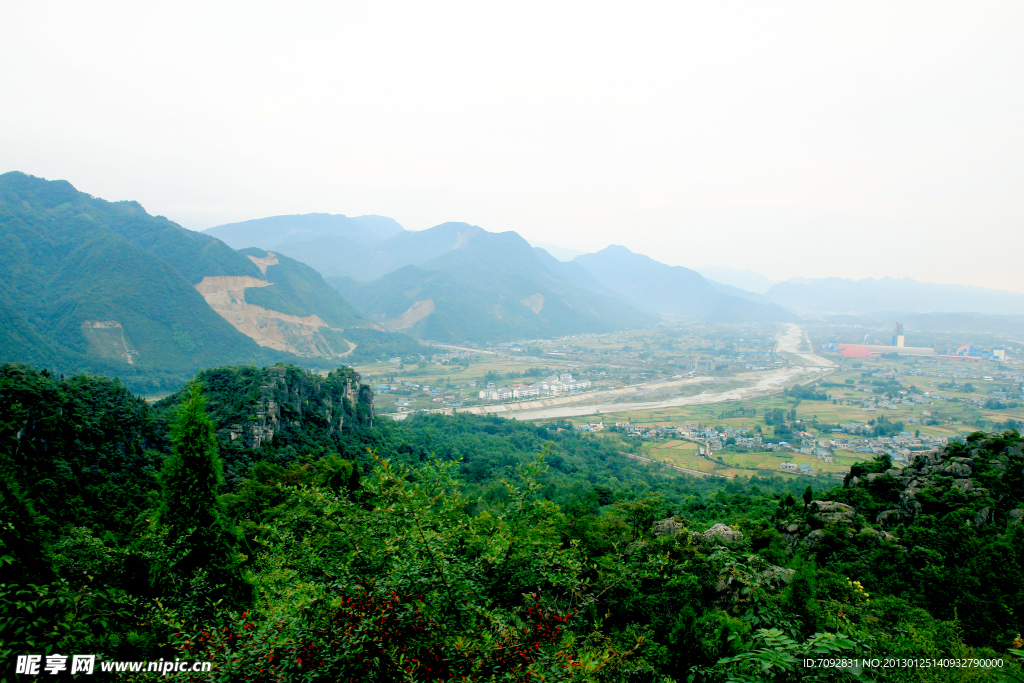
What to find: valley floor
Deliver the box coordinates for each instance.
[398,325,836,421]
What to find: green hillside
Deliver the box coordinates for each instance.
[0,172,282,392]
[4,362,1023,680]
[338,265,559,341]
[0,172,422,391]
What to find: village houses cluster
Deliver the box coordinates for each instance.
[478,373,592,401]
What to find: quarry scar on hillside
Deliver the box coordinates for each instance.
[194,273,353,358]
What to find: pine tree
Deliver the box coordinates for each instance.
[156,381,249,604]
[802,485,813,511]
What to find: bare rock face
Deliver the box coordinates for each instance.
[804,529,826,548]
[941,458,974,478]
[898,488,923,517]
[652,517,685,538]
[200,365,373,449]
[694,523,744,545]
[951,479,975,494]
[974,507,993,527]
[877,509,912,526]
[808,501,856,524]
[1009,509,1023,526]
[859,527,897,542]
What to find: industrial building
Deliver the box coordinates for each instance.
[824,323,1006,361]
[836,323,934,358]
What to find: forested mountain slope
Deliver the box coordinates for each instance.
[0,172,419,391]
[3,361,1022,681]
[0,172,274,391]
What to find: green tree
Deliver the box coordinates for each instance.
[802,485,813,512]
[155,381,249,604]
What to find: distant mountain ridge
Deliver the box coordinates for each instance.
[329,225,656,341]
[574,246,796,323]
[208,216,797,337]
[206,213,407,281]
[766,276,1024,316]
[694,265,777,295]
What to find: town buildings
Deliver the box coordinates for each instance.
[478,373,592,401]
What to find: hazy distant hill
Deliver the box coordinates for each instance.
[329,225,655,341]
[206,213,406,280]
[532,246,617,297]
[0,172,418,391]
[207,215,510,282]
[694,265,777,295]
[207,213,792,331]
[823,311,1024,337]
[766,276,1024,315]
[574,246,795,322]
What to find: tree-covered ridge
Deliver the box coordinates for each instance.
[0,363,163,539]
[1,362,1023,681]
[0,172,425,391]
[0,172,286,391]
[0,171,259,285]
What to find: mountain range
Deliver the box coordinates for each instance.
[574,246,795,323]
[11,169,1020,393]
[0,172,418,392]
[205,214,793,340]
[765,276,1024,316]
[330,224,658,341]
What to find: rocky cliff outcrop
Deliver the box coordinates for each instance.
[158,364,374,452]
[214,365,372,448]
[868,437,1021,527]
[801,435,1023,536]
[651,519,745,545]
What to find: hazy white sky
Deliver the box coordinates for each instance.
[2,2,1022,291]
